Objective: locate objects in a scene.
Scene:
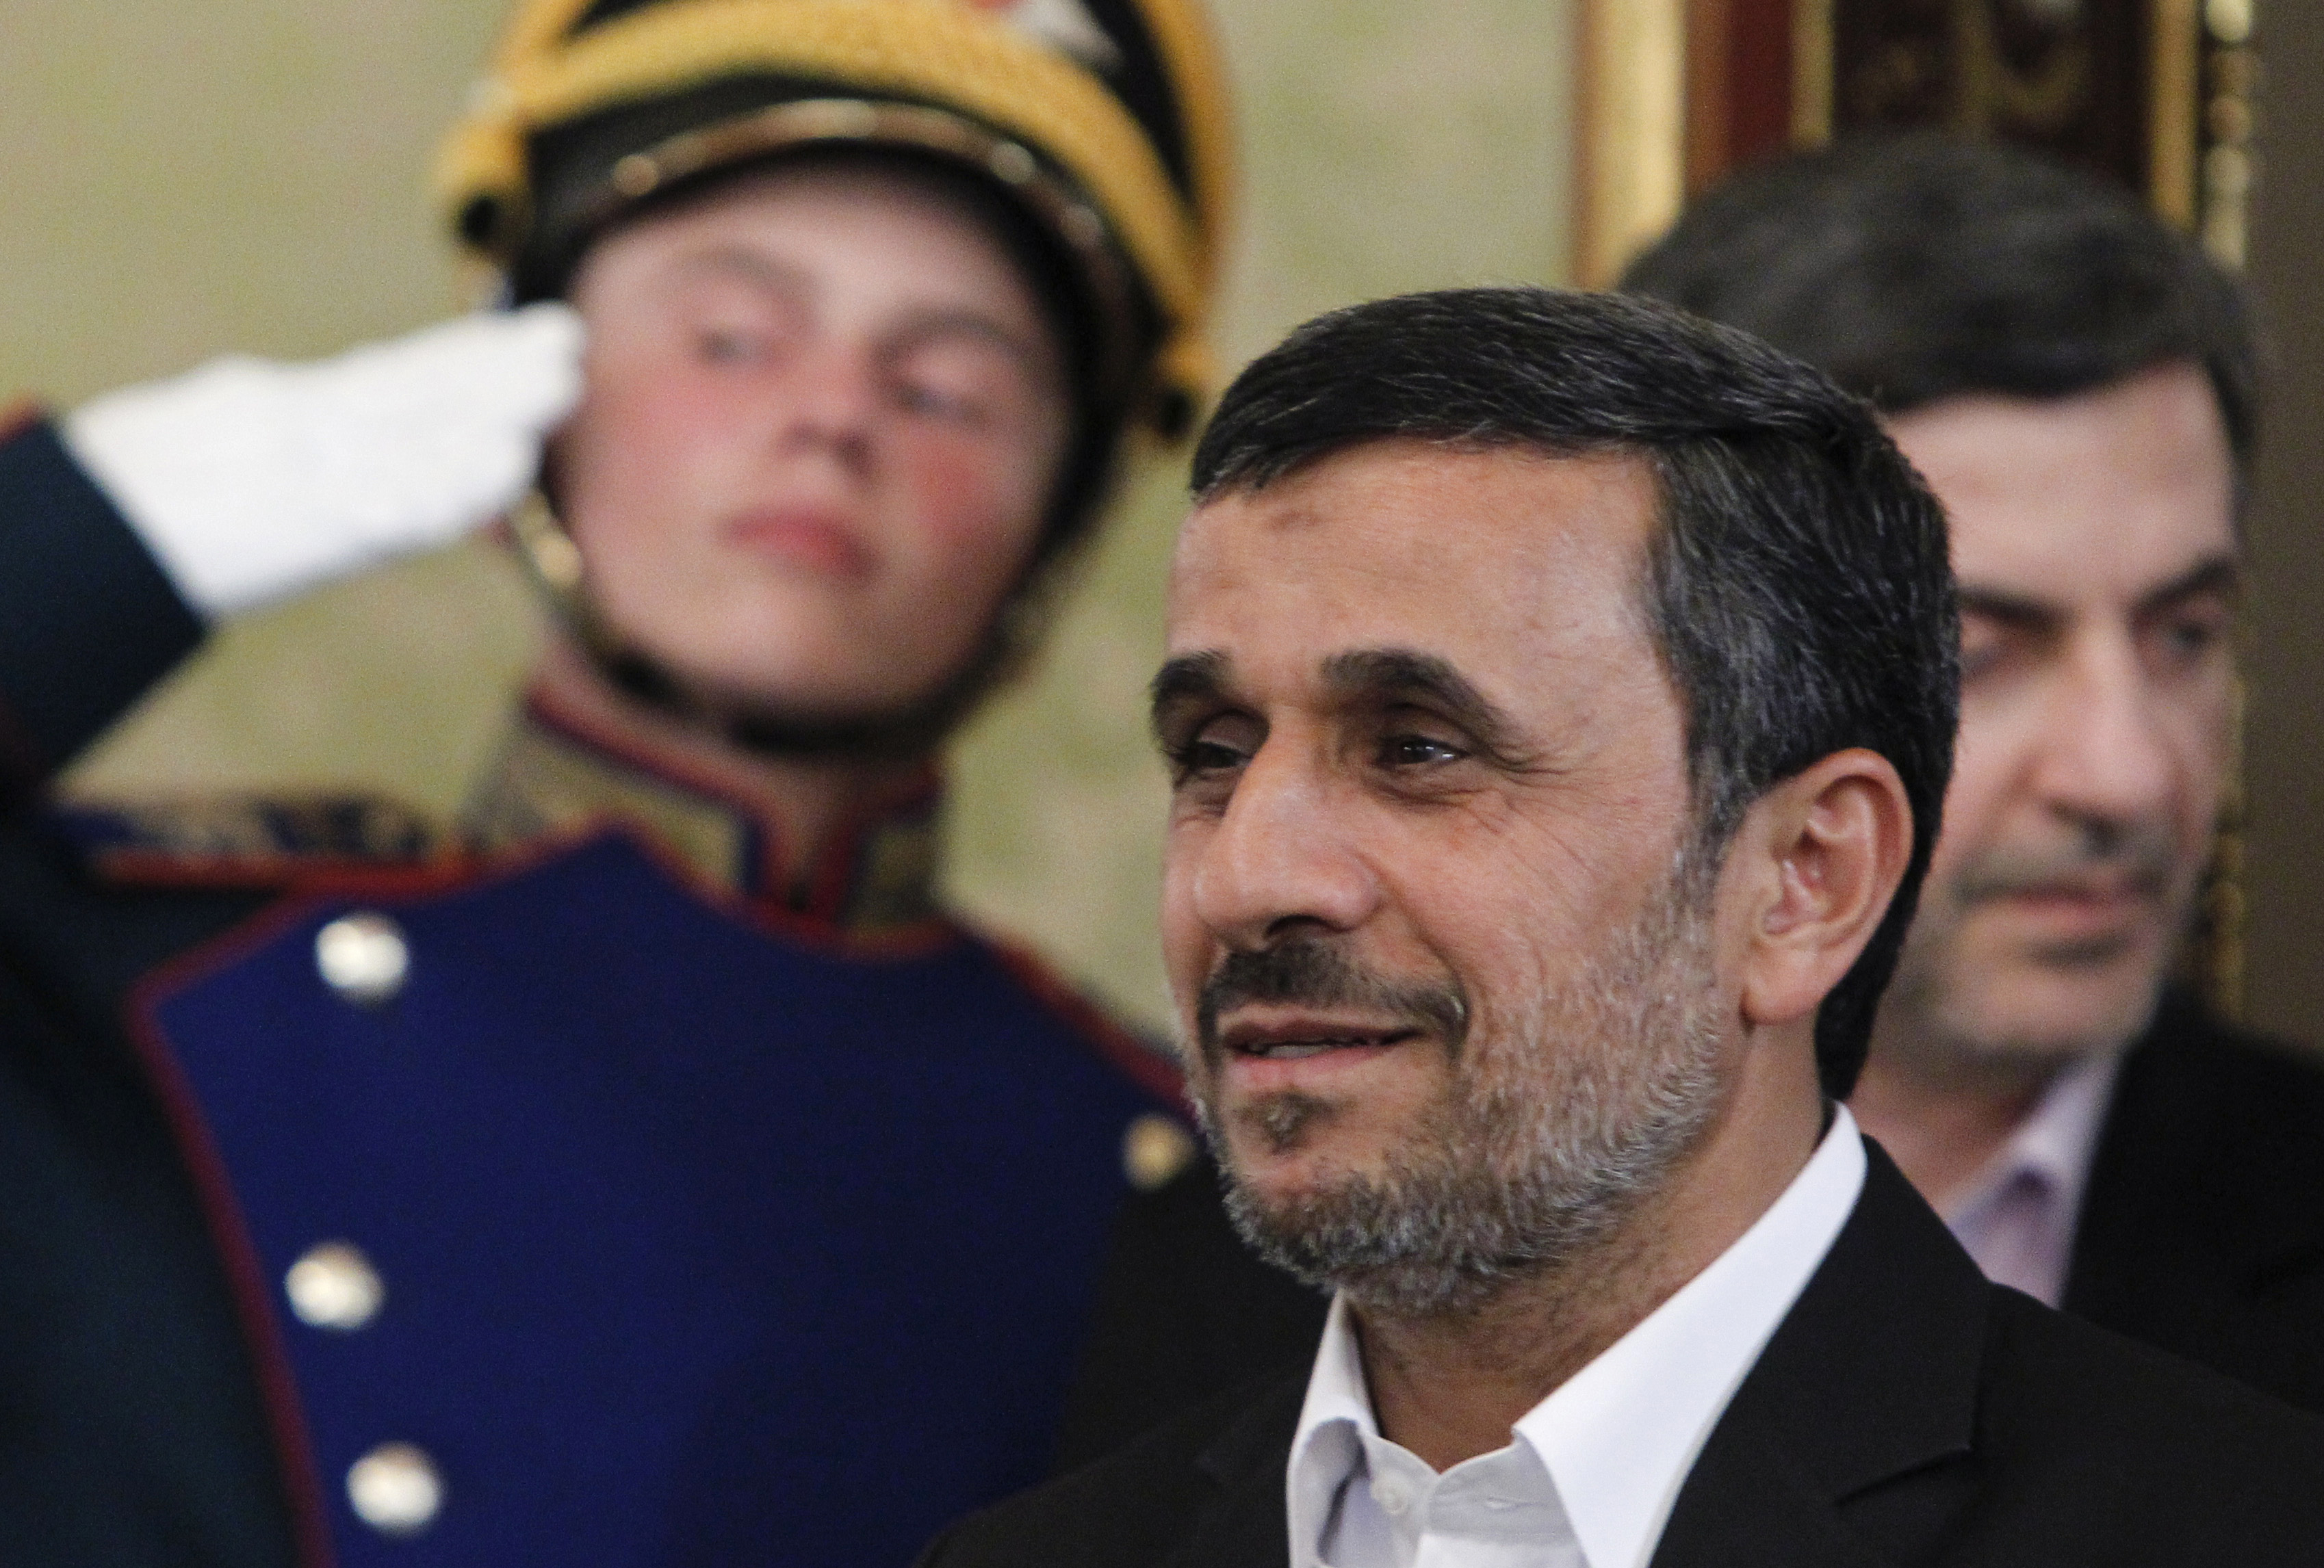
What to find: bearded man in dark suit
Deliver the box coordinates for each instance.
[931,286,2324,1567]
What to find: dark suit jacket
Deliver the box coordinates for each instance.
[948,1147,2324,1567]
[1055,990,2324,1467]
[2065,989,2324,1410]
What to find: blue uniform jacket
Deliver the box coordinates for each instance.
[0,410,1187,1568]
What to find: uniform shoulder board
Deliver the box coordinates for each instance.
[53,793,448,885]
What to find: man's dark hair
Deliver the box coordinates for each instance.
[1619,133,2258,479]
[1190,287,1957,1099]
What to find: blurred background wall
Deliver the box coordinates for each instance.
[2236,3,2324,1047]
[0,0,1579,1036]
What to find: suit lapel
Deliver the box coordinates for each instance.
[1651,1145,1988,1568]
[1161,1380,1301,1568]
[1649,1400,1896,1568]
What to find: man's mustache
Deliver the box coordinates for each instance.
[1195,941,1469,1059]
[1953,817,2180,905]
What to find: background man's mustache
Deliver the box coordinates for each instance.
[1955,818,2180,904]
[1196,941,1469,1056]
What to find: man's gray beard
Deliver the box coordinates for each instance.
[1190,842,1729,1320]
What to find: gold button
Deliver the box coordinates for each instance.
[1122,1112,1198,1192]
[285,1241,384,1331]
[347,1441,442,1536]
[315,913,409,1005]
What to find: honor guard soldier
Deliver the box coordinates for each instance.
[0,2,1230,1565]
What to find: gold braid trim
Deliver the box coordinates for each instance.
[439,0,1203,329]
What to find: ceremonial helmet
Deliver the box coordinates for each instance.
[438,0,1231,507]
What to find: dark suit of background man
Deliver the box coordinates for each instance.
[1055,136,2324,1465]
[931,287,2324,1568]
[1618,133,2324,1415]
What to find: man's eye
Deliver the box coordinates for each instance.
[1957,621,2022,684]
[1161,714,1259,792]
[1382,734,1464,768]
[2156,614,2226,665]
[1173,737,1248,778]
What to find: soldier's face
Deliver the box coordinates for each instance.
[1872,362,2238,1080]
[556,160,1071,722]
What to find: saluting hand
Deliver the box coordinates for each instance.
[61,302,585,616]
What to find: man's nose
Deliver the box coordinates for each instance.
[1189,741,1380,950]
[2030,632,2178,826]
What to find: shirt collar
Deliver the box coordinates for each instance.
[1287,1294,1376,1564]
[1937,1045,2124,1304]
[1956,1045,2123,1220]
[1286,1106,1868,1568]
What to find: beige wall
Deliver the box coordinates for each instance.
[3,0,1577,1034]
[2238,7,2324,1047]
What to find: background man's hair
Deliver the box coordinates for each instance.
[1618,132,2259,480]
[1191,286,1958,1098]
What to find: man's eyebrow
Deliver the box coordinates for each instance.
[2134,553,2242,618]
[1957,584,2064,633]
[1321,649,1529,763]
[1149,651,1233,737]
[1960,554,2243,633]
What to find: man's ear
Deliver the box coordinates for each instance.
[1729,748,1913,1030]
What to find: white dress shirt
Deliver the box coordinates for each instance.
[1939,1047,2123,1306]
[1284,1108,1869,1568]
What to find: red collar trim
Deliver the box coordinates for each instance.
[517,683,945,923]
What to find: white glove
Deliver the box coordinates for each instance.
[61,302,586,616]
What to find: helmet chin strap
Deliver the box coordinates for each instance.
[506,488,1029,763]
